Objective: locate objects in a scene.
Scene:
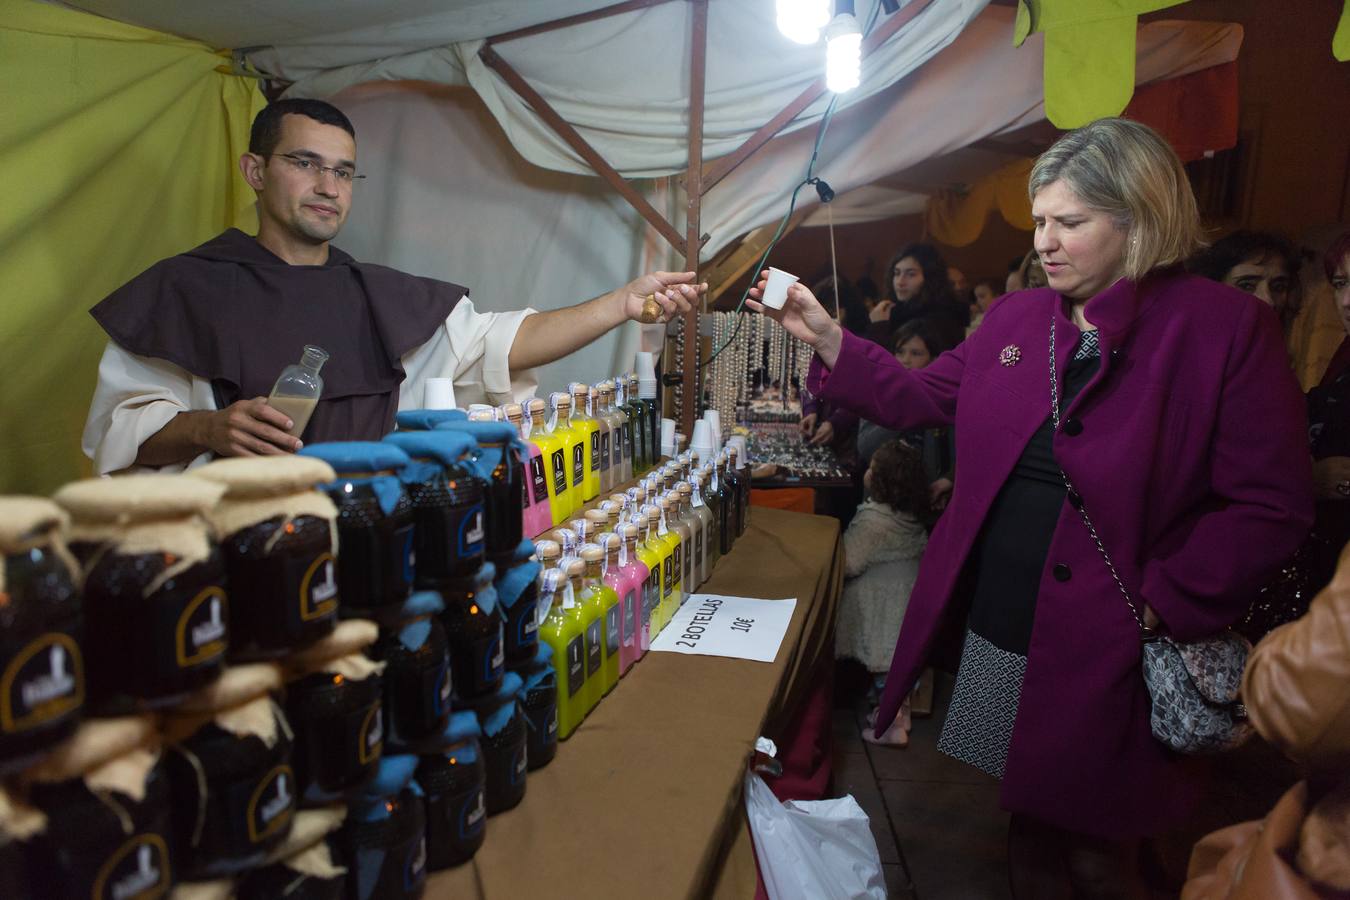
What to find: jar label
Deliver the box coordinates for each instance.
[405,835,427,892]
[571,442,585,488]
[529,455,549,504]
[511,745,527,785]
[585,620,602,676]
[91,833,170,900]
[459,788,487,838]
[622,590,637,648]
[247,765,296,844]
[590,432,601,473]
[434,660,452,719]
[1,632,83,734]
[604,601,620,659]
[359,703,384,765]
[600,431,611,472]
[298,552,339,623]
[175,586,228,669]
[459,505,486,557]
[566,635,584,698]
[484,622,505,686]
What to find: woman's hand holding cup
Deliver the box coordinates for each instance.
[747,269,845,368]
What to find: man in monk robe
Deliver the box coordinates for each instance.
[82,98,701,474]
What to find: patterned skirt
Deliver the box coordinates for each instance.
[936,630,1027,779]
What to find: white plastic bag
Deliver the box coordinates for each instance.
[744,770,887,900]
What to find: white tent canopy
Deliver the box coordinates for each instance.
[59,0,1242,386]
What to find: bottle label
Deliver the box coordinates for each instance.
[1,632,83,734]
[590,431,601,473]
[645,570,659,622]
[459,505,486,557]
[247,764,296,844]
[530,455,549,503]
[358,703,383,765]
[612,427,623,466]
[175,586,228,669]
[550,448,568,497]
[297,552,340,623]
[672,544,683,587]
[483,622,505,687]
[600,431,611,472]
[623,426,634,465]
[695,531,704,570]
[566,635,585,698]
[91,833,170,900]
[586,619,603,676]
[622,589,637,647]
[605,600,621,658]
[663,556,673,599]
[572,442,585,488]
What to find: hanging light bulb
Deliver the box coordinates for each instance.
[776,0,830,45]
[824,12,862,92]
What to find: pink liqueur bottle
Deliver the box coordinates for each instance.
[600,530,648,675]
[503,402,553,538]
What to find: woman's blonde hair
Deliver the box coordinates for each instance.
[1028,118,1203,281]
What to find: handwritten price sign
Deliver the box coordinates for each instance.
[650,594,798,663]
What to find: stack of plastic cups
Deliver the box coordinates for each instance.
[689,419,715,475]
[702,408,722,457]
[660,418,678,462]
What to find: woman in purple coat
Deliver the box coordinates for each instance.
[750,118,1315,897]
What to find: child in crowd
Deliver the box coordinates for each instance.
[835,439,931,746]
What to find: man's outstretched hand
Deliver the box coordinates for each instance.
[621,271,707,324]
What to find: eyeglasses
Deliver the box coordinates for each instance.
[268,153,365,184]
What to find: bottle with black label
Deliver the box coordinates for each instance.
[494,543,541,668]
[55,474,229,713]
[567,382,602,502]
[537,567,586,739]
[611,376,636,483]
[502,403,554,540]
[721,450,743,549]
[687,475,716,587]
[0,498,84,775]
[625,373,650,475]
[668,490,698,600]
[593,384,618,493]
[577,546,621,701]
[548,391,588,515]
[635,351,662,466]
[703,464,725,570]
[526,399,571,526]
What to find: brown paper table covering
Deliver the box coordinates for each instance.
[426,505,843,899]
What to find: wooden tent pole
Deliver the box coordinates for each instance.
[681,0,709,440]
[484,0,677,45]
[479,45,687,255]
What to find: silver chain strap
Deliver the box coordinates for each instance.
[1049,317,1152,637]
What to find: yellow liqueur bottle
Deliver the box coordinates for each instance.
[577,545,621,698]
[537,566,587,740]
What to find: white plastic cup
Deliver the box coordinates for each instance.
[703,409,722,453]
[760,266,799,310]
[635,352,658,399]
[424,377,456,410]
[728,435,749,469]
[690,420,715,461]
[660,418,677,459]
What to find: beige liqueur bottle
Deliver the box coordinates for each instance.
[593,384,617,493]
[686,476,715,586]
[675,482,706,593]
[597,382,628,489]
[268,345,329,439]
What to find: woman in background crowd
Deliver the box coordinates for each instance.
[1189,230,1302,332]
[867,243,968,348]
[750,117,1313,898]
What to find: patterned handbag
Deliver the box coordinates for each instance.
[1048,318,1253,755]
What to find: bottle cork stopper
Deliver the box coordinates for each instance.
[599,531,621,551]
[622,523,641,540]
[678,483,692,496]
[535,540,560,560]
[565,559,585,577]
[527,398,546,415]
[503,403,523,421]
[580,546,604,563]
[584,509,609,526]
[552,391,572,410]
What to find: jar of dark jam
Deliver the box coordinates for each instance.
[23,717,175,900]
[434,422,525,570]
[340,756,427,900]
[197,457,341,661]
[237,807,347,900]
[0,785,41,900]
[517,643,558,771]
[497,545,542,669]
[298,443,415,625]
[238,838,346,900]
[55,475,229,713]
[286,623,384,808]
[416,710,486,871]
[368,592,452,750]
[0,498,84,776]
[163,666,296,879]
[441,563,504,703]
[470,671,527,815]
[384,431,487,583]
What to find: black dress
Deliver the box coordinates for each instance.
[936,329,1101,778]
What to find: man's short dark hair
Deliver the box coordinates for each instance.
[249,99,356,157]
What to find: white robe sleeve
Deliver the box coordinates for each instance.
[399,298,538,410]
[82,342,218,475]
